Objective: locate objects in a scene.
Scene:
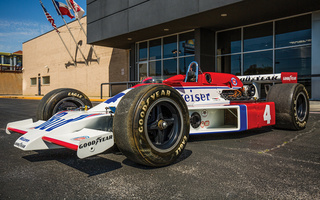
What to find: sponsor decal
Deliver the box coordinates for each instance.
[19,137,30,142]
[282,76,297,81]
[78,135,113,150]
[281,72,298,83]
[181,90,210,103]
[201,110,208,117]
[238,74,280,83]
[231,78,238,86]
[72,136,89,141]
[200,120,210,128]
[200,121,205,128]
[14,142,26,148]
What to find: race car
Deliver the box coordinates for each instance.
[6,61,309,167]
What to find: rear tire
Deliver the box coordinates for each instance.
[113,85,189,167]
[266,83,309,130]
[36,88,92,120]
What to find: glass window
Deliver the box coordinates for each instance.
[163,59,177,77]
[217,29,241,55]
[136,31,195,80]
[42,76,50,85]
[149,39,161,60]
[149,60,162,76]
[30,78,37,86]
[275,46,311,76]
[243,51,273,75]
[244,23,273,52]
[217,55,241,75]
[139,42,147,61]
[163,36,177,58]
[275,15,311,48]
[179,32,195,56]
[179,56,195,75]
[139,63,147,81]
[4,56,11,64]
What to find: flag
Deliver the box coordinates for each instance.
[66,0,84,19]
[54,1,74,19]
[40,1,59,33]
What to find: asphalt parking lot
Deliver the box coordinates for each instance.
[0,98,319,199]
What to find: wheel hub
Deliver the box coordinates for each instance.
[158,120,168,130]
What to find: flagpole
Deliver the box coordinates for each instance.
[57,31,77,66]
[66,0,100,63]
[51,0,88,66]
[40,0,76,66]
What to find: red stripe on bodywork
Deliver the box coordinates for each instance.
[7,127,27,134]
[42,136,78,151]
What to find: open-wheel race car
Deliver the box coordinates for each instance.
[6,61,309,167]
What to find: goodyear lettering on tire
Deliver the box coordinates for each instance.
[68,92,83,99]
[293,87,309,128]
[138,90,171,133]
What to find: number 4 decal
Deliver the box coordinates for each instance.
[264,105,271,124]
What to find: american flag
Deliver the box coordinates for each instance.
[40,1,59,33]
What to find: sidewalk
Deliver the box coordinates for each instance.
[1,95,319,112]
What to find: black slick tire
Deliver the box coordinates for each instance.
[266,83,309,130]
[36,88,92,120]
[113,85,189,167]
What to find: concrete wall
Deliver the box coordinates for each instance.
[23,17,128,98]
[0,73,22,94]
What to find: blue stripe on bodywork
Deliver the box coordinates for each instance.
[104,93,125,104]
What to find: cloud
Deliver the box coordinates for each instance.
[0,19,52,52]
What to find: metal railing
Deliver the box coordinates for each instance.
[0,65,22,73]
[100,81,141,99]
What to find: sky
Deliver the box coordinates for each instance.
[0,0,87,53]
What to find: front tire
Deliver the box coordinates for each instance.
[36,88,92,120]
[266,83,309,130]
[113,85,189,167]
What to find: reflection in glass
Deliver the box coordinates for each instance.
[217,29,241,55]
[139,42,147,61]
[244,23,273,52]
[4,56,11,64]
[217,55,241,75]
[163,59,177,77]
[149,60,162,76]
[275,46,311,76]
[243,51,273,75]
[275,15,311,48]
[149,39,161,60]
[179,32,195,56]
[139,63,147,81]
[179,56,195,75]
[163,36,178,58]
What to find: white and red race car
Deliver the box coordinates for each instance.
[6,61,309,167]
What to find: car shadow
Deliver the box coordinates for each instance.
[121,149,193,169]
[22,149,122,176]
[189,126,274,142]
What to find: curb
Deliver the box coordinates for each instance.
[0,96,107,102]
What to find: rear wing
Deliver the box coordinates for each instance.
[237,72,298,99]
